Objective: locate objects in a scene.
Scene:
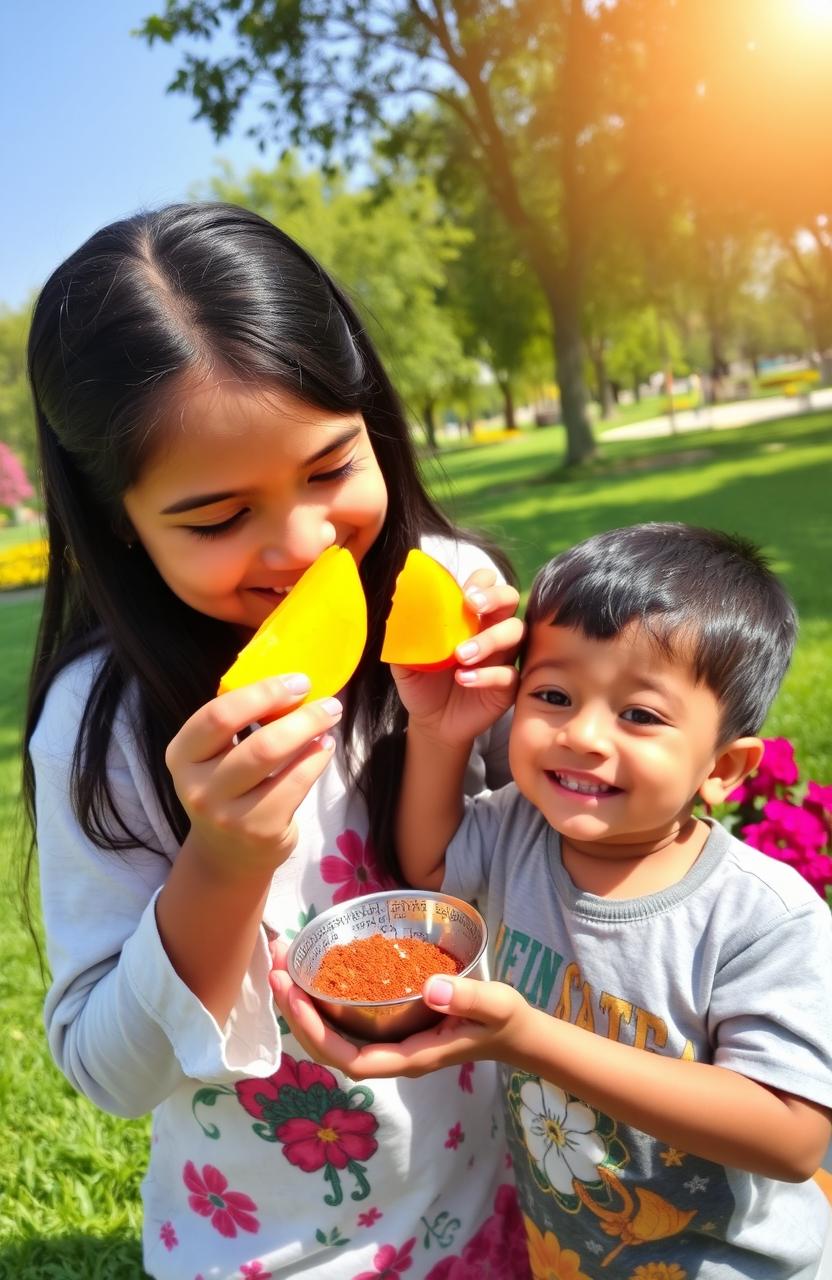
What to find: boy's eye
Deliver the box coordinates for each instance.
[533,689,570,707]
[621,707,664,726]
[185,510,247,538]
[309,458,360,484]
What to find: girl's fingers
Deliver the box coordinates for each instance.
[455,616,524,666]
[207,698,342,799]
[167,675,314,767]
[227,733,337,834]
[464,582,520,624]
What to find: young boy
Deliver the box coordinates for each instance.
[277,523,832,1279]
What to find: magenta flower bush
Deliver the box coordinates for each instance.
[721,738,832,904]
[0,442,34,510]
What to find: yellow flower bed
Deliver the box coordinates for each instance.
[0,538,48,591]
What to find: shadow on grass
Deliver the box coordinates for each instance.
[0,1233,148,1279]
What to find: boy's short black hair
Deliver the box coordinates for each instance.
[525,523,797,742]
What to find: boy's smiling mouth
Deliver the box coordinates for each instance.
[547,770,622,797]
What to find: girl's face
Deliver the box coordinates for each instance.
[123,377,388,631]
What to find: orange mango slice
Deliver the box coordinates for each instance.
[218,546,367,704]
[381,548,479,670]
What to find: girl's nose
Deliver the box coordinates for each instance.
[261,516,338,569]
[557,705,610,756]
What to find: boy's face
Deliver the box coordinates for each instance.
[509,619,725,855]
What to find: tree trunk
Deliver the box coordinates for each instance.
[497,377,516,431]
[590,345,613,420]
[543,283,595,465]
[422,401,437,450]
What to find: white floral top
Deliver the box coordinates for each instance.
[32,537,531,1280]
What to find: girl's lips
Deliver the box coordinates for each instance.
[546,771,622,799]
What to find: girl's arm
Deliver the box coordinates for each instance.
[272,966,832,1183]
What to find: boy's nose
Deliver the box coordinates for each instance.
[261,516,338,569]
[557,705,611,755]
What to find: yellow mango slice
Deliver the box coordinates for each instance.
[381,548,479,670]
[218,546,367,704]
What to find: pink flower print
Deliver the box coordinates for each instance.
[278,1107,378,1171]
[183,1162,260,1239]
[353,1236,416,1279]
[444,1122,464,1150]
[458,1062,474,1093]
[728,736,799,804]
[425,1184,531,1279]
[321,829,391,904]
[159,1221,178,1251]
[241,1262,272,1278]
[358,1207,383,1228]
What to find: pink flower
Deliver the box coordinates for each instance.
[728,737,799,804]
[425,1185,531,1279]
[458,1062,474,1093]
[806,781,832,815]
[159,1221,178,1251]
[278,1107,378,1171]
[183,1162,260,1239]
[444,1122,464,1150]
[236,1055,338,1120]
[0,442,34,507]
[353,1237,416,1280]
[358,1207,383,1227]
[241,1262,272,1278]
[321,829,391,904]
[764,798,827,851]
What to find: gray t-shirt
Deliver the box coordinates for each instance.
[445,784,832,1279]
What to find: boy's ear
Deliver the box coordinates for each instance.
[699,737,764,807]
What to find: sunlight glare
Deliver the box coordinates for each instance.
[795,0,832,25]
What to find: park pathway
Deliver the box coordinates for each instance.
[600,387,832,442]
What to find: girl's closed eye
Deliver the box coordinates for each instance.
[621,706,665,726]
[309,457,362,485]
[185,509,248,539]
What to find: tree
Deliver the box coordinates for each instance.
[139,0,639,464]
[201,156,475,445]
[0,442,34,516]
[0,303,36,474]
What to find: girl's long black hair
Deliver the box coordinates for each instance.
[23,202,512,893]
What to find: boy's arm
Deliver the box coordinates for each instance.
[395,723,471,890]
[273,971,832,1183]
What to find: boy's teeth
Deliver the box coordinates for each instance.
[556,774,613,795]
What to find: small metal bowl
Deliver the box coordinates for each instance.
[286,889,487,1043]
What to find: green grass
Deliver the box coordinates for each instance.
[1,409,830,1274]
[0,522,44,551]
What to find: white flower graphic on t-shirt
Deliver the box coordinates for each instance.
[518,1078,606,1195]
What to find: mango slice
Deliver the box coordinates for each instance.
[218,546,367,704]
[381,548,479,670]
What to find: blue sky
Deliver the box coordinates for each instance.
[1,0,265,309]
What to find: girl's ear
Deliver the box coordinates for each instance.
[699,737,764,807]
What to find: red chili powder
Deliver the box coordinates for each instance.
[312,933,460,1001]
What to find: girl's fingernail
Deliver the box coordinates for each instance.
[466,589,488,611]
[320,697,343,717]
[280,673,311,694]
[457,640,479,661]
[457,670,477,684]
[427,977,454,1005]
[319,733,336,751]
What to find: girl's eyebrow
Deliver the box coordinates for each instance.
[160,426,364,515]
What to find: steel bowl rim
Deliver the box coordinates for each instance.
[285,888,487,1009]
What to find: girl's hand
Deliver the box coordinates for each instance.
[269,938,533,1080]
[392,568,523,747]
[166,675,343,882]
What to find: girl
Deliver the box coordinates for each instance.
[23,203,529,1280]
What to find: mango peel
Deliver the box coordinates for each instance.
[218,546,367,706]
[380,548,479,670]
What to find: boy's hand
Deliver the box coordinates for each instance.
[269,938,534,1079]
[166,676,343,882]
[392,568,523,748]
